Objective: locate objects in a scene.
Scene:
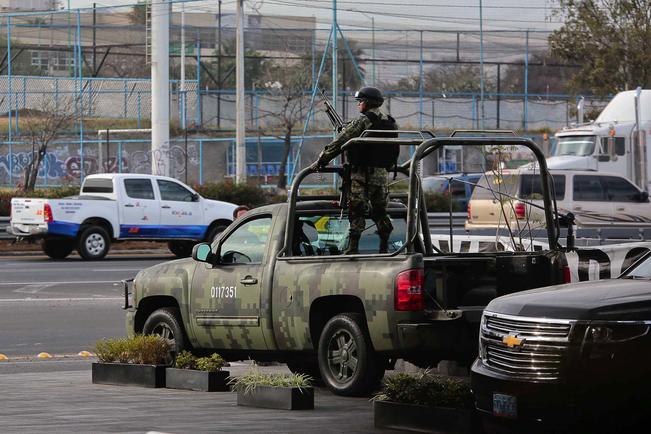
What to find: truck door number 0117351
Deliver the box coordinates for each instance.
[211,286,237,298]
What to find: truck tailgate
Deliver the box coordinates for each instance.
[10,198,48,224]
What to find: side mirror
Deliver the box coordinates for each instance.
[192,193,200,202]
[192,243,214,263]
[597,154,610,162]
[637,191,649,203]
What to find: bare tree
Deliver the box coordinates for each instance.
[257,56,312,190]
[20,97,75,192]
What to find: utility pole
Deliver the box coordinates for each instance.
[151,0,170,176]
[332,0,337,118]
[235,0,246,184]
[479,0,485,129]
[93,3,97,76]
[217,0,222,129]
[180,2,186,130]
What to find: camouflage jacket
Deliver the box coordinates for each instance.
[318,107,393,165]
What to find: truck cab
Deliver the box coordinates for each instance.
[552,89,651,191]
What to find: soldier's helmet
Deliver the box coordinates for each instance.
[354,86,384,107]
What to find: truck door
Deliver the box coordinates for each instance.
[571,174,613,226]
[602,175,651,225]
[189,215,272,350]
[119,178,160,238]
[155,179,204,239]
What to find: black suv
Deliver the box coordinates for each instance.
[471,252,651,433]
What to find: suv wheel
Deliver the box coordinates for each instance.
[168,240,194,258]
[317,313,384,396]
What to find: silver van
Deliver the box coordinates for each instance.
[465,169,651,229]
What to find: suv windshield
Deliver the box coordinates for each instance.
[554,136,596,156]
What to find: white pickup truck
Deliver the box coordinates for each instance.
[8,174,238,260]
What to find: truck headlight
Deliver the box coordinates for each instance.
[478,314,487,361]
[582,323,649,359]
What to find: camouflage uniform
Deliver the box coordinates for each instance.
[317,107,395,253]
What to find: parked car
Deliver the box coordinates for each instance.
[465,169,651,229]
[471,251,651,432]
[8,174,237,260]
[422,173,481,209]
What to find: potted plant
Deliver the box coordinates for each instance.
[373,370,479,433]
[230,367,314,410]
[92,335,169,388]
[165,351,230,392]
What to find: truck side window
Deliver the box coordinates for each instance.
[603,176,641,202]
[573,175,606,201]
[219,217,272,264]
[157,180,195,202]
[124,179,155,200]
[614,137,626,156]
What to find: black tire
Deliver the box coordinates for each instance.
[41,237,75,259]
[142,307,187,365]
[286,359,323,384]
[317,313,385,396]
[167,240,194,258]
[77,226,110,260]
[206,224,228,244]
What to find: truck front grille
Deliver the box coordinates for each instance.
[480,312,573,381]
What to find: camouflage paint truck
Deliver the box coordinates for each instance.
[124,135,571,396]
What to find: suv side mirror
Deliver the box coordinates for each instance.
[637,191,649,202]
[192,243,214,263]
[192,193,200,202]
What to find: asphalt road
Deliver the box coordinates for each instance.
[0,254,173,359]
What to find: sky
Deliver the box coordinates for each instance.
[67,0,564,32]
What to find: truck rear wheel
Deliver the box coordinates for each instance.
[77,226,110,260]
[168,240,194,258]
[143,307,187,365]
[41,237,75,259]
[317,313,384,396]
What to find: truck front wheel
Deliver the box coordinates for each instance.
[167,240,194,258]
[143,307,187,365]
[41,237,75,259]
[77,226,111,260]
[317,313,384,396]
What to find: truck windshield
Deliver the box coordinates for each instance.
[554,136,596,156]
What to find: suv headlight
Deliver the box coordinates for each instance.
[478,314,488,361]
[582,322,649,359]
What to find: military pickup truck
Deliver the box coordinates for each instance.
[124,134,571,396]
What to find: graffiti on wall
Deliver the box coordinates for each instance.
[0,145,198,185]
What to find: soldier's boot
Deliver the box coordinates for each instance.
[379,235,390,254]
[344,236,360,255]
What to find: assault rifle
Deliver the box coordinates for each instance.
[319,88,345,133]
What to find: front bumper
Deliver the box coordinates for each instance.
[471,358,648,432]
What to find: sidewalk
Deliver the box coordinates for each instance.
[0,360,403,434]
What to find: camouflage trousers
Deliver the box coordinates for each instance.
[347,167,393,240]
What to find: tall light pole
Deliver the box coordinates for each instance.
[235,0,246,184]
[151,0,170,177]
[479,0,485,129]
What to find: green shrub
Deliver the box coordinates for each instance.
[195,353,226,372]
[194,181,270,208]
[174,350,197,370]
[373,371,474,410]
[229,367,312,395]
[94,335,170,365]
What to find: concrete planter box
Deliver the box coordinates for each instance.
[91,362,166,388]
[237,385,314,410]
[165,368,230,392]
[374,400,477,433]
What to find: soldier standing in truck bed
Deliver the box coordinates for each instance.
[316,86,399,254]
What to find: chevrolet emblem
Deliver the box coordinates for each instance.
[502,335,523,348]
